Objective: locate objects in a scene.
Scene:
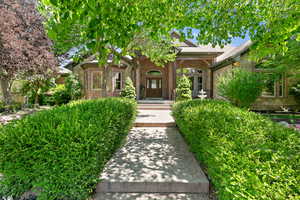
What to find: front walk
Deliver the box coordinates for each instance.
[94,102,209,200]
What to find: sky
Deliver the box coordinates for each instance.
[231,35,250,46]
[188,28,250,47]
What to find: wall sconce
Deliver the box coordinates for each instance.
[233,61,241,67]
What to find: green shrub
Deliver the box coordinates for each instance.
[0,101,5,113]
[173,100,299,200]
[65,74,82,101]
[21,75,55,106]
[176,75,192,101]
[217,68,264,108]
[0,98,136,200]
[46,84,70,106]
[120,77,136,100]
[290,82,300,103]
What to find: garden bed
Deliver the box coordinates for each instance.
[0,98,136,200]
[173,100,299,200]
[0,106,51,126]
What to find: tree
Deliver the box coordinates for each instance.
[21,72,55,106]
[0,0,57,105]
[217,68,265,108]
[40,0,299,64]
[256,39,300,77]
[176,75,192,101]
[120,77,136,100]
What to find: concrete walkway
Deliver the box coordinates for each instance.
[94,103,209,200]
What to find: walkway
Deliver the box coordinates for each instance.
[94,101,209,200]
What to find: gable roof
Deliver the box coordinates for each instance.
[213,40,253,68]
[171,31,198,47]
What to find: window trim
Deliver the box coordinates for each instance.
[259,72,286,98]
[113,71,123,91]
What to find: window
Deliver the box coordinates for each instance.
[198,77,203,91]
[113,72,122,90]
[262,74,275,97]
[278,74,285,97]
[177,68,204,96]
[92,71,102,90]
[147,70,162,76]
[261,73,285,97]
[147,79,162,89]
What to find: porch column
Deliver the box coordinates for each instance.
[173,61,178,100]
[136,66,140,100]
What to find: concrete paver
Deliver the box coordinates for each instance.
[96,127,209,194]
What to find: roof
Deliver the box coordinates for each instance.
[179,45,235,54]
[58,67,72,75]
[214,40,253,67]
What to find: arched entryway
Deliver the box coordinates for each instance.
[145,70,163,98]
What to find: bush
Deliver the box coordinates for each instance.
[120,77,136,100]
[46,84,71,106]
[65,74,82,101]
[21,76,55,106]
[173,100,299,200]
[290,82,300,103]
[176,75,192,101]
[217,68,264,108]
[0,98,136,200]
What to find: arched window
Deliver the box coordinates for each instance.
[147,70,162,76]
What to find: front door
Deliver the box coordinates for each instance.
[146,78,162,98]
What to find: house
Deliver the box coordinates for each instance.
[70,33,298,110]
[212,41,299,111]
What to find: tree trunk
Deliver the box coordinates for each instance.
[0,78,12,105]
[102,65,110,97]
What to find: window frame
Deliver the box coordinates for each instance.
[259,71,286,98]
[91,71,102,90]
[112,71,123,91]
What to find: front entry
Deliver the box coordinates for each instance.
[146,78,162,98]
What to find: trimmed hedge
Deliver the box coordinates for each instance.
[0,98,136,200]
[173,100,299,200]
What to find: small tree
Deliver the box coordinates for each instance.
[120,78,136,100]
[21,73,55,106]
[217,68,264,108]
[176,75,192,101]
[65,74,82,100]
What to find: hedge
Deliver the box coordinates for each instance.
[0,98,136,200]
[173,100,299,200]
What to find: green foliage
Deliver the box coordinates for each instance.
[290,82,300,103]
[172,100,300,200]
[40,0,299,63]
[120,78,136,100]
[65,74,82,100]
[0,98,136,200]
[21,76,55,105]
[217,68,264,108]
[176,75,192,101]
[255,40,300,76]
[0,101,4,113]
[46,84,70,106]
[0,100,22,113]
